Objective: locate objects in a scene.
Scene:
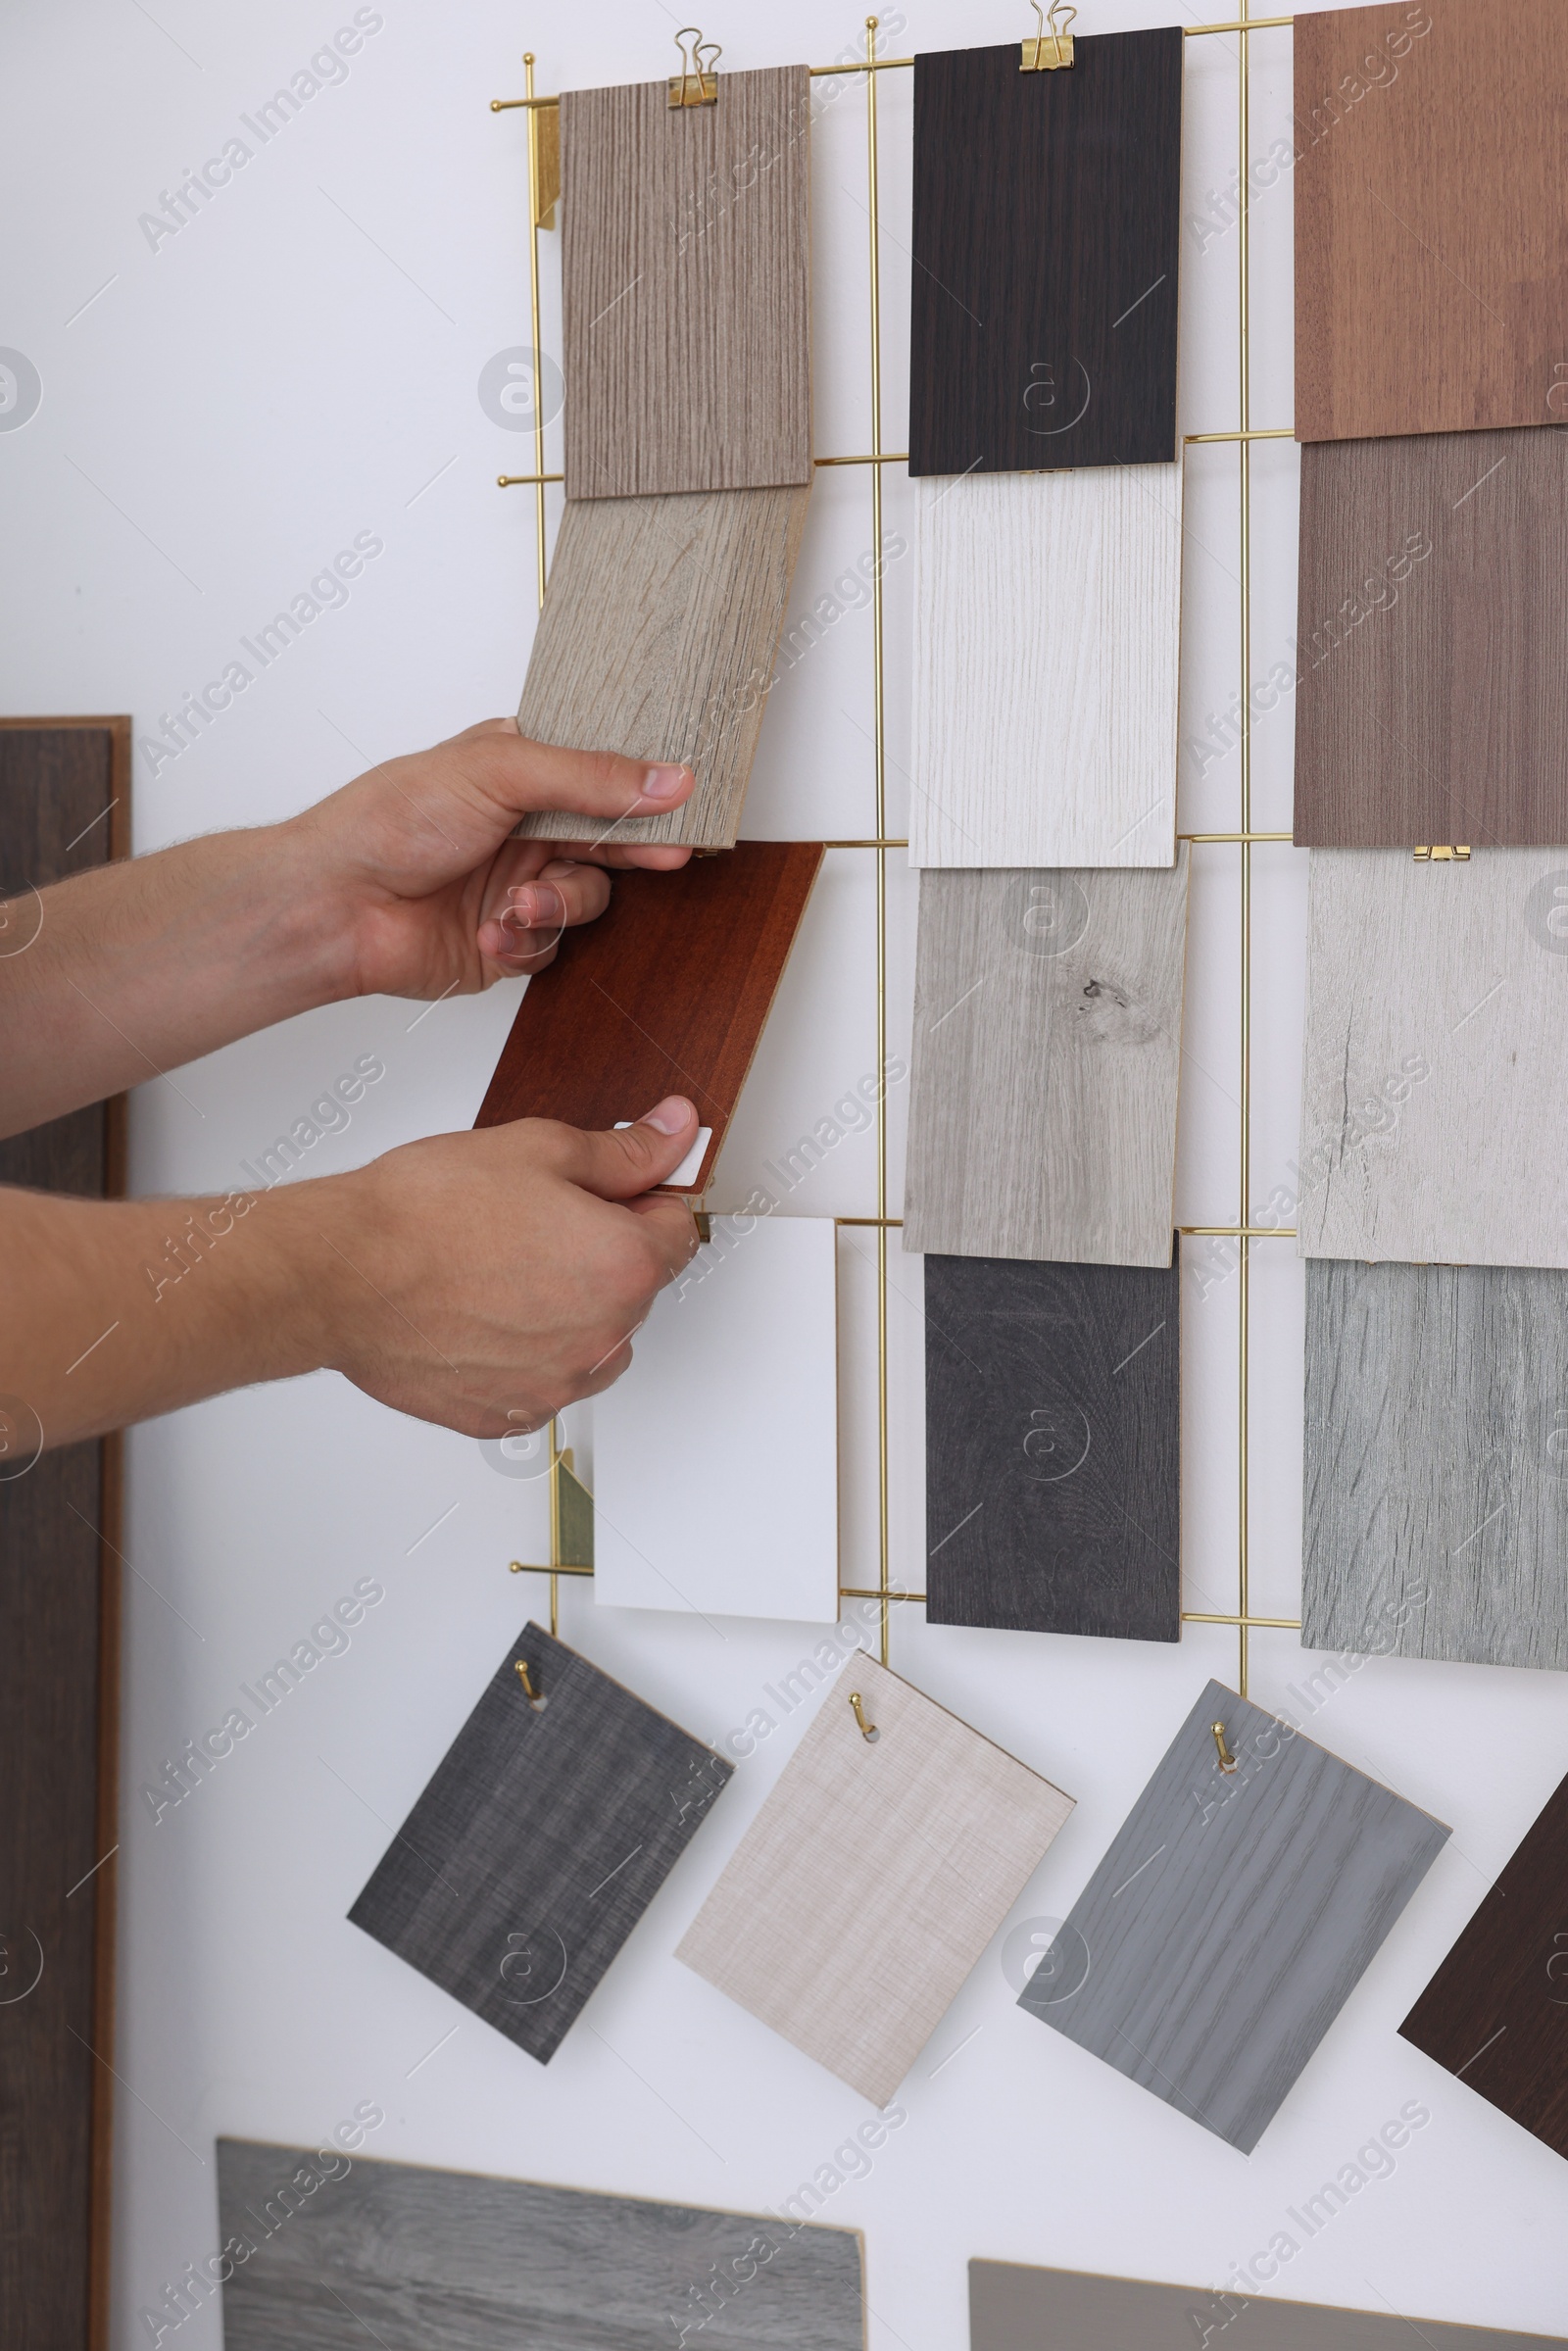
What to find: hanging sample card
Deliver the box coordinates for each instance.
[677,1656,1073,2105]
[514,486,809,850]
[595,1218,839,1623]
[348,1625,732,2064]
[908,31,1183,473]
[909,468,1181,868]
[903,857,1189,1267]
[1303,1258,1568,1672]
[218,2140,865,2349]
[561,66,811,498]
[1298,851,1568,1269]
[1294,429,1568,847]
[1018,1680,1449,2154]
[924,1254,1179,1643]
[1401,1764,1568,2164]
[1295,0,1568,443]
[475,842,823,1197]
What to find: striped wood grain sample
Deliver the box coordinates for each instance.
[348,1626,732,2064]
[1400,1765,1568,2165]
[1019,1680,1449,2154]
[475,841,823,1196]
[910,466,1181,868]
[218,2140,864,2349]
[1298,850,1568,1269]
[1303,1258,1568,1671]
[903,857,1189,1267]
[924,1253,1180,1642]
[1295,430,1568,846]
[908,31,1183,474]
[514,486,809,849]
[561,67,810,499]
[677,1656,1073,2105]
[1295,0,1568,443]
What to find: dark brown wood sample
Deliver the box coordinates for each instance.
[475,841,822,1195]
[1295,429,1568,846]
[1295,0,1568,443]
[1401,1765,1568,2164]
[908,31,1183,476]
[0,717,129,2351]
[924,1253,1179,1643]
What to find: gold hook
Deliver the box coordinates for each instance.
[1022,0,1077,69]
[515,1658,545,1706]
[669,25,719,106]
[1212,1720,1238,1774]
[848,1690,880,1743]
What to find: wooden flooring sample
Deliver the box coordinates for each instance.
[1295,0,1568,442]
[910,467,1181,867]
[1303,1258,1568,1671]
[595,1218,839,1623]
[218,2139,864,2350]
[677,1655,1073,2104]
[561,67,810,499]
[1019,1679,1449,2154]
[475,841,823,1197]
[908,31,1183,475]
[1298,850,1568,1269]
[1400,1764,1568,2165]
[348,1624,732,2063]
[903,857,1189,1267]
[514,486,809,849]
[925,1254,1179,1642]
[1295,430,1568,847]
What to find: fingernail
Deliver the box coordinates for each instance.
[505,884,564,930]
[639,764,691,805]
[639,1096,694,1135]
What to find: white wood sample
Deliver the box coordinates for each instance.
[594,1216,839,1622]
[909,466,1182,869]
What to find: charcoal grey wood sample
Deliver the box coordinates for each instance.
[1018,1679,1450,2153]
[908,31,1183,475]
[218,2140,864,2350]
[1303,1257,1568,1671]
[903,857,1189,1267]
[924,1253,1179,1642]
[348,1625,732,2063]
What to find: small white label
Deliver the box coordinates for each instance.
[613,1122,711,1190]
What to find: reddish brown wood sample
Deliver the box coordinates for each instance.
[475,842,822,1194]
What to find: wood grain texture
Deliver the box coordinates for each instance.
[1295,430,1568,846]
[1303,1258,1568,1671]
[561,67,811,499]
[217,2140,864,2350]
[1298,850,1568,1268]
[1295,0,1568,443]
[924,1253,1180,1641]
[908,31,1183,476]
[903,857,1189,1267]
[909,467,1181,867]
[348,1625,732,2064]
[514,487,809,849]
[1019,1679,1449,2154]
[677,1655,1073,2105]
[1400,1765,1568,2166]
[475,841,823,1196]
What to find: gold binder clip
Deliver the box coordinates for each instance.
[1211,1720,1238,1774]
[668,26,720,107]
[1413,845,1471,861]
[1022,0,1077,70]
[515,1657,547,1708]
[848,1690,880,1743]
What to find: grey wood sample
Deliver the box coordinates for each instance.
[1298,849,1568,1269]
[903,857,1189,1267]
[924,1253,1180,1642]
[561,67,811,499]
[348,1625,732,2063]
[1018,1679,1449,2154]
[514,486,809,849]
[1303,1258,1568,1671]
[217,2139,863,2350]
[1295,430,1568,847]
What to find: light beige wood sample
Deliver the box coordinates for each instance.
[676,1656,1073,2105]
[910,467,1182,868]
[903,857,1190,1266]
[514,487,809,850]
[1298,850,1568,1268]
[561,67,811,499]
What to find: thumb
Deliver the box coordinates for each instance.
[569,1098,702,1200]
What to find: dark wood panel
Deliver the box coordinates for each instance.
[908,31,1183,476]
